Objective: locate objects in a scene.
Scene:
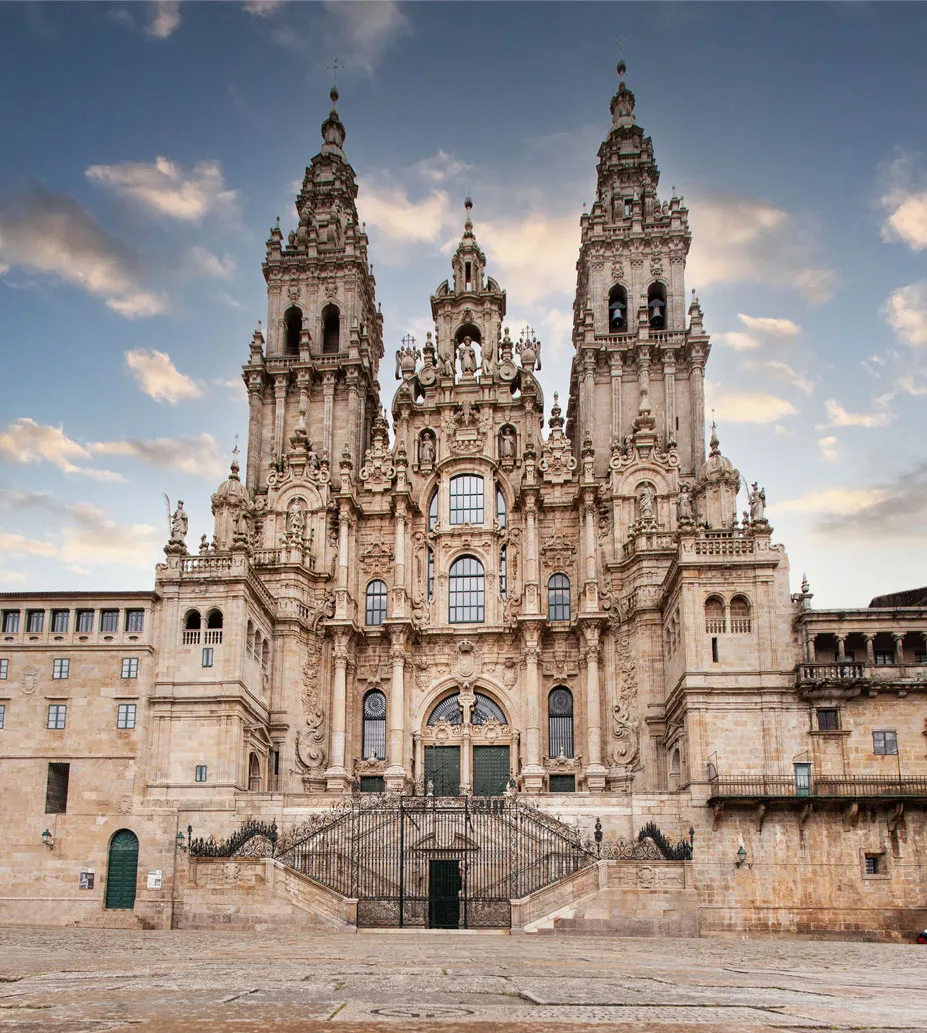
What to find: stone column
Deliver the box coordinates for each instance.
[523,493,540,615]
[610,353,623,440]
[460,692,474,795]
[664,354,676,443]
[245,374,264,491]
[893,631,905,665]
[864,633,876,665]
[322,372,336,460]
[272,373,288,466]
[582,622,607,791]
[336,501,351,619]
[385,627,408,791]
[690,347,707,469]
[581,349,596,443]
[325,631,351,791]
[413,731,424,793]
[392,497,407,618]
[582,489,597,612]
[807,633,816,663]
[835,634,846,662]
[521,625,544,794]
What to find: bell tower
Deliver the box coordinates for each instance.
[242,86,383,493]
[567,61,710,478]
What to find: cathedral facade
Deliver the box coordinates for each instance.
[2,67,926,937]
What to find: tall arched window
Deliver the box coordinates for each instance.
[496,485,507,527]
[608,284,628,331]
[362,689,387,759]
[184,610,201,630]
[548,573,571,622]
[428,693,463,726]
[206,609,223,629]
[321,304,340,353]
[730,595,752,634]
[284,306,302,355]
[647,282,667,330]
[500,545,507,598]
[449,474,484,524]
[428,489,438,532]
[248,752,262,792]
[449,555,484,623]
[427,548,434,600]
[365,580,387,625]
[704,596,725,634]
[548,687,574,758]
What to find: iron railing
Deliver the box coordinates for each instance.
[708,774,927,800]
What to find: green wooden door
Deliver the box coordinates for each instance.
[428,859,461,928]
[105,829,139,910]
[472,745,510,796]
[424,746,460,796]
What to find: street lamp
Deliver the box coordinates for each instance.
[41,829,55,849]
[735,844,747,867]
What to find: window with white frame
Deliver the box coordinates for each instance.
[0,704,5,729]
[121,658,138,679]
[873,729,898,755]
[449,474,484,525]
[365,580,388,626]
[448,555,485,623]
[0,658,7,679]
[547,573,571,622]
[194,765,207,782]
[52,658,69,680]
[47,704,67,730]
[202,647,214,668]
[117,703,136,729]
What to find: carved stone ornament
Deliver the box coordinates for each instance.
[541,534,577,573]
[609,623,640,770]
[296,639,326,774]
[360,541,394,575]
[539,394,577,484]
[359,414,396,492]
[21,664,38,694]
[456,639,481,681]
[441,402,488,456]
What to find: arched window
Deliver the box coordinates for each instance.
[246,620,254,657]
[496,485,507,527]
[261,638,269,668]
[322,304,340,353]
[704,596,725,634]
[105,829,139,910]
[428,693,464,726]
[428,489,438,532]
[548,573,571,622]
[670,748,681,778]
[448,555,484,623]
[647,282,667,330]
[730,595,752,634]
[472,691,507,725]
[284,306,302,355]
[548,687,574,758]
[500,545,507,598]
[362,689,387,759]
[184,610,201,630]
[608,284,628,331]
[365,579,387,626]
[427,548,434,600]
[253,631,261,661]
[248,752,262,792]
[206,609,223,629]
[449,474,484,524]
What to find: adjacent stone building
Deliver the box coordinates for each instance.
[2,66,925,938]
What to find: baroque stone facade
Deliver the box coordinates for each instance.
[1,69,926,938]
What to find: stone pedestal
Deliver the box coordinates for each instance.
[521,765,546,795]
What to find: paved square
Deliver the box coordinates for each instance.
[0,928,924,1032]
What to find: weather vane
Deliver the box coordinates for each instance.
[326,59,344,87]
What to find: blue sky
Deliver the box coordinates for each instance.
[1,1,926,607]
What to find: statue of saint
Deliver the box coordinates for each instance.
[458,336,477,375]
[286,504,305,537]
[638,486,655,521]
[749,482,767,522]
[499,426,516,459]
[419,431,436,465]
[676,485,692,522]
[170,500,188,543]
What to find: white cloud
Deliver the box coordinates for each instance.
[480,213,579,303]
[743,359,814,396]
[778,487,887,515]
[243,0,286,14]
[125,349,202,404]
[0,569,27,585]
[818,436,839,462]
[91,433,225,479]
[715,331,760,351]
[705,384,797,424]
[884,281,927,347]
[86,156,238,223]
[0,532,57,558]
[819,398,890,429]
[412,151,471,184]
[687,196,835,304]
[0,418,122,481]
[189,246,236,279]
[811,461,927,540]
[737,314,801,337]
[323,0,409,74]
[879,153,927,251]
[59,503,162,569]
[359,185,453,245]
[0,187,167,318]
[147,1,181,39]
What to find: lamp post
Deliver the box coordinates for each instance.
[41,829,54,850]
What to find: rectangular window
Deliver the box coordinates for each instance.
[194,765,207,782]
[816,708,839,732]
[449,474,484,525]
[359,775,385,793]
[100,610,119,633]
[711,636,719,663]
[51,610,69,633]
[117,703,136,729]
[46,704,67,730]
[623,198,633,218]
[26,610,45,633]
[2,611,20,634]
[121,657,139,679]
[45,762,70,813]
[202,647,214,668]
[864,853,882,875]
[125,609,144,633]
[794,762,812,796]
[0,658,7,679]
[0,704,5,729]
[874,651,893,666]
[76,609,94,633]
[873,730,898,756]
[548,774,576,793]
[52,658,69,680]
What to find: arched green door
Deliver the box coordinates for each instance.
[105,829,139,910]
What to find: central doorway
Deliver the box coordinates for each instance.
[428,858,462,928]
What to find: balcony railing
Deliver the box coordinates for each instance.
[203,629,223,645]
[798,662,865,683]
[708,774,927,800]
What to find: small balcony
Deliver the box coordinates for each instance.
[708,773,927,802]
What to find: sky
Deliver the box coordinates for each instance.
[1,1,926,608]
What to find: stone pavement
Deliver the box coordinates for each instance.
[0,928,925,1032]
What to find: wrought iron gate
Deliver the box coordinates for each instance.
[222,795,593,929]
